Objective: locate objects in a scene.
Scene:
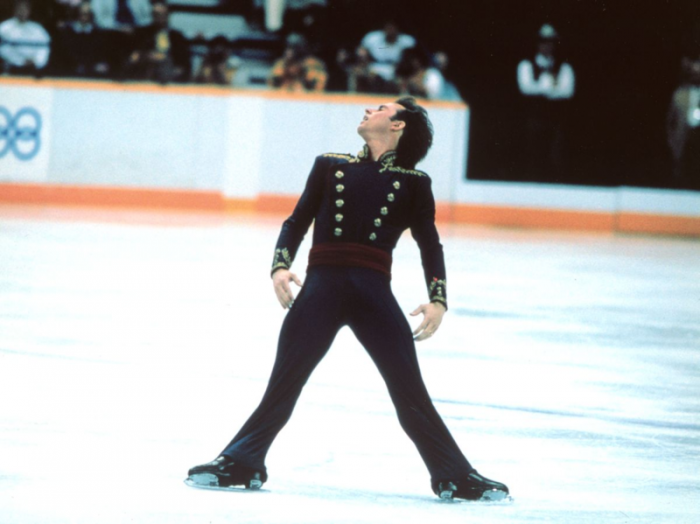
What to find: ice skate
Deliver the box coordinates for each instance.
[185,455,267,491]
[433,471,509,502]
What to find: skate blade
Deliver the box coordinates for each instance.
[438,481,456,500]
[248,478,263,490]
[480,489,510,502]
[184,474,263,492]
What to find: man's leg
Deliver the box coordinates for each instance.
[218,268,345,473]
[346,269,508,500]
[345,270,472,480]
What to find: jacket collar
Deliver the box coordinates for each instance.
[357,144,397,166]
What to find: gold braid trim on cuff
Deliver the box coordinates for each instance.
[271,247,293,276]
[271,261,290,275]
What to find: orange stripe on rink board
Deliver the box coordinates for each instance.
[256,194,298,215]
[2,184,699,236]
[224,198,257,213]
[451,204,616,231]
[0,183,225,211]
[618,213,700,236]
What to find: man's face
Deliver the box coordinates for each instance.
[357,102,405,136]
[78,3,93,24]
[384,22,399,43]
[15,2,31,22]
[153,4,169,28]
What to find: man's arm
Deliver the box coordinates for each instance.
[270,156,327,308]
[517,60,541,96]
[549,63,575,100]
[409,176,447,340]
[272,268,302,309]
[30,24,51,69]
[0,23,26,67]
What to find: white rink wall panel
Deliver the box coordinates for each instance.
[0,79,699,235]
[48,89,227,189]
[224,96,265,198]
[0,82,468,200]
[0,87,54,183]
[456,180,619,212]
[619,187,700,217]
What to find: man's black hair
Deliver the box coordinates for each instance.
[391,97,433,169]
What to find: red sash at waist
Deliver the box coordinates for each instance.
[308,243,392,277]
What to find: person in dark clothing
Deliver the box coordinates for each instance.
[126,1,190,83]
[53,1,110,78]
[194,36,237,85]
[667,53,700,189]
[516,24,575,182]
[186,97,509,502]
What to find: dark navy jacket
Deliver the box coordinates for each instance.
[271,145,447,308]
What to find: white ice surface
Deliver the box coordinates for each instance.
[0,206,698,524]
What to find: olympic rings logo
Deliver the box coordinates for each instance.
[0,106,43,161]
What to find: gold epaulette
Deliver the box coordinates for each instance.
[380,165,429,177]
[322,152,355,161]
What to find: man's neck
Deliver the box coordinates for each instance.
[364,137,398,162]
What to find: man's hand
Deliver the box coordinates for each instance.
[410,302,446,341]
[272,269,303,309]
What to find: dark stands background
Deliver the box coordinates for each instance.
[324,0,700,188]
[5,0,698,189]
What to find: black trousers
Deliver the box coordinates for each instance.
[221,266,473,481]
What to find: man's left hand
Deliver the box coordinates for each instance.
[410,302,446,341]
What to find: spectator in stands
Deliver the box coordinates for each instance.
[432,51,462,101]
[194,36,240,86]
[667,52,700,190]
[0,0,51,76]
[281,0,328,56]
[53,1,110,77]
[516,24,575,181]
[126,1,191,84]
[360,20,416,84]
[90,0,151,31]
[337,45,395,95]
[268,34,327,92]
[89,0,153,80]
[395,47,445,100]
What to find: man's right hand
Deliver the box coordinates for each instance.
[272,269,303,309]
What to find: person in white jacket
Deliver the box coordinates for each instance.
[91,0,152,31]
[516,24,576,181]
[0,0,51,74]
[517,25,575,101]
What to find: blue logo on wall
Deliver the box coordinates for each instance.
[0,106,42,161]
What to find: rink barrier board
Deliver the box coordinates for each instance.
[1,183,699,236]
[1,78,698,236]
